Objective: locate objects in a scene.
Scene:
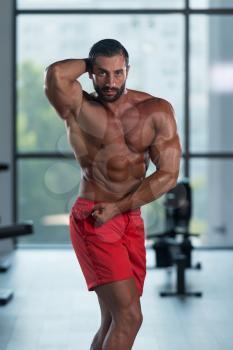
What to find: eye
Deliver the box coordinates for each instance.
[115,71,123,76]
[98,71,106,77]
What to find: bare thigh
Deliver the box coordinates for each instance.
[94,277,142,324]
[96,294,112,331]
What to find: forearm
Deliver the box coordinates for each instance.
[116,170,178,213]
[46,58,89,82]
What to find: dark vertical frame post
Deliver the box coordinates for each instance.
[184,0,190,177]
[12,0,17,247]
[12,0,17,223]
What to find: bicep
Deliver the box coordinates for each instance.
[44,66,83,120]
[149,103,182,175]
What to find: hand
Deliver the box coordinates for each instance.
[91,202,120,227]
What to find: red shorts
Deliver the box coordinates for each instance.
[69,197,146,297]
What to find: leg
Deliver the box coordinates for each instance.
[90,295,112,350]
[95,277,143,350]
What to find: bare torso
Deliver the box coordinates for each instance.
[65,89,157,202]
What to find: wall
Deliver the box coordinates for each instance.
[0,0,14,256]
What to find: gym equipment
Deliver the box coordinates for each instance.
[0,163,33,305]
[147,178,202,297]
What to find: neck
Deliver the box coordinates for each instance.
[100,89,128,114]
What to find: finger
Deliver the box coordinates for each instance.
[92,202,105,212]
[91,210,102,220]
[94,213,102,221]
[92,206,102,214]
[94,221,103,228]
[93,215,104,227]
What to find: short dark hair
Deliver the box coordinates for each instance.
[88,39,129,68]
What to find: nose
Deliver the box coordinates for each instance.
[105,74,116,87]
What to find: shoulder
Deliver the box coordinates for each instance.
[143,96,174,115]
[129,90,174,113]
[138,96,177,133]
[145,97,175,126]
[127,89,154,105]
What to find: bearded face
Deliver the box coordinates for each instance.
[93,81,126,102]
[90,54,129,103]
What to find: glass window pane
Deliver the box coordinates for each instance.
[17,0,184,10]
[191,0,233,8]
[17,159,81,245]
[17,158,184,245]
[190,15,233,152]
[17,14,184,152]
[17,61,72,153]
[191,159,233,247]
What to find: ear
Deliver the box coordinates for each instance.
[126,64,130,76]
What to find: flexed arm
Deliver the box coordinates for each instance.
[44,59,90,120]
[92,99,182,225]
[117,99,181,211]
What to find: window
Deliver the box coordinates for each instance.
[15,1,233,247]
[190,15,233,152]
[190,0,233,9]
[18,0,184,10]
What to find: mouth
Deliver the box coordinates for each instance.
[103,89,117,96]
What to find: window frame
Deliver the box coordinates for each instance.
[13,0,233,248]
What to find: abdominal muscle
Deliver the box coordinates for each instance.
[77,148,148,202]
[68,117,151,202]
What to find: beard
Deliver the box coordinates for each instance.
[93,82,126,103]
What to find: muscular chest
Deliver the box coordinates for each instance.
[81,108,154,153]
[111,118,151,152]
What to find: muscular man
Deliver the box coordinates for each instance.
[44,39,181,350]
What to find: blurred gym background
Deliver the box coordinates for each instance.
[1,1,233,349]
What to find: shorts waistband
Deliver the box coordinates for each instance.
[73,197,141,215]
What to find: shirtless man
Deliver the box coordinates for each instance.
[44,39,181,350]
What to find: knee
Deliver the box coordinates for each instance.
[115,304,143,332]
[130,308,143,331]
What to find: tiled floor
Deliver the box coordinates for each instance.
[0,248,233,350]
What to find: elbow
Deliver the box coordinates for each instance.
[157,170,179,192]
[167,172,179,191]
[44,64,61,92]
[45,62,60,74]
[44,63,60,81]
[171,176,178,189]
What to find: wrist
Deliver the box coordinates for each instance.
[115,198,130,214]
[110,202,122,217]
